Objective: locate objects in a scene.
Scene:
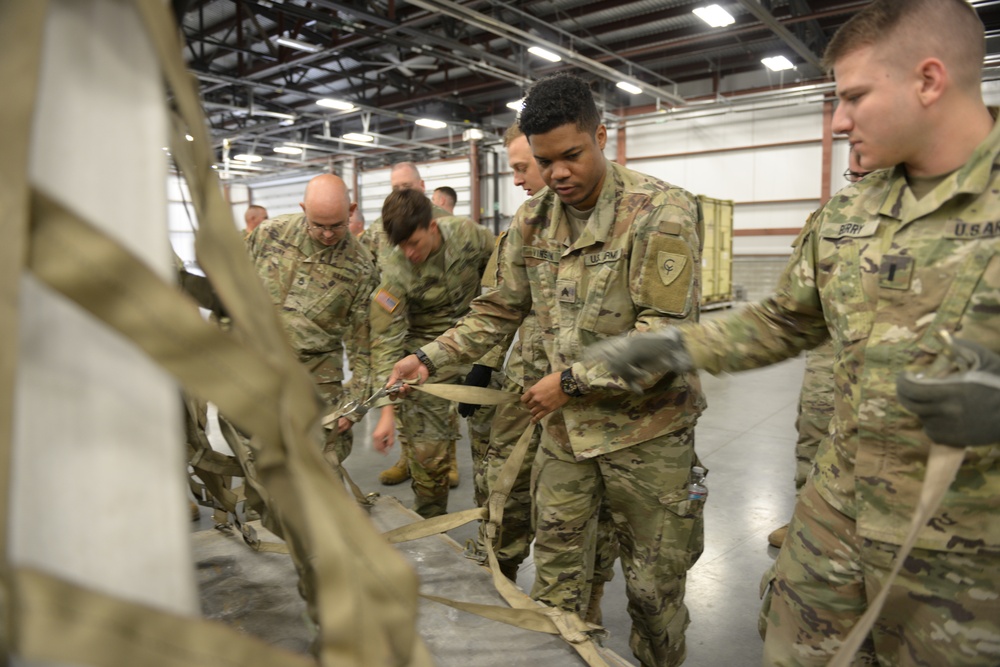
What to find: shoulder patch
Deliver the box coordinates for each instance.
[374,288,400,313]
[656,251,688,286]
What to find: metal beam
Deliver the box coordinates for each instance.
[736,0,823,72]
[405,0,685,107]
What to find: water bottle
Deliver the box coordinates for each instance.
[688,466,708,502]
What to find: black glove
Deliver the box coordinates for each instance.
[897,338,1000,447]
[584,328,694,393]
[458,364,493,418]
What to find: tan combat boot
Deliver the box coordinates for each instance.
[379,445,411,485]
[447,440,459,488]
[768,524,788,548]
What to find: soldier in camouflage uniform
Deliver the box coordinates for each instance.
[461,123,619,623]
[247,174,376,468]
[360,161,459,488]
[590,2,1000,664]
[769,156,870,549]
[387,74,706,667]
[370,189,495,518]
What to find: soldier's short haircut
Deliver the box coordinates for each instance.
[433,186,457,208]
[823,0,984,91]
[519,73,601,138]
[503,122,524,148]
[382,188,432,246]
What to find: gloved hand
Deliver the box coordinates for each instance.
[458,364,493,418]
[897,338,1000,447]
[583,327,694,393]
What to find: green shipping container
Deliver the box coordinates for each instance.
[697,195,734,308]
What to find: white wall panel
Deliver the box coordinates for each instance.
[752,144,822,200]
[734,234,799,256]
[737,201,817,231]
[358,157,473,230]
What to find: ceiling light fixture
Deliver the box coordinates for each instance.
[762,56,795,71]
[342,132,375,142]
[528,46,562,63]
[275,36,323,53]
[506,99,525,112]
[233,154,263,162]
[185,134,194,141]
[616,81,643,95]
[415,118,447,129]
[273,146,303,155]
[316,98,356,111]
[693,5,736,28]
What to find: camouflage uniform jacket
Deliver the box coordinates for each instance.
[423,160,706,459]
[683,114,1000,554]
[485,226,544,388]
[370,216,495,384]
[248,213,377,417]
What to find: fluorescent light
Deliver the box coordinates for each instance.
[616,81,643,95]
[342,132,375,142]
[233,154,263,162]
[316,98,356,111]
[275,36,322,53]
[273,146,303,155]
[506,98,525,112]
[762,56,795,71]
[693,5,735,28]
[528,46,561,63]
[463,128,485,141]
[415,118,447,129]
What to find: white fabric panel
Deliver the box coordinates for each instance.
[358,158,473,230]
[15,0,198,616]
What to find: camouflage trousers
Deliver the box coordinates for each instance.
[466,371,504,508]
[396,381,460,519]
[532,416,703,667]
[316,381,352,468]
[760,481,1000,666]
[476,377,619,599]
[793,343,835,490]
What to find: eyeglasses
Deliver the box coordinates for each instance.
[307,221,348,236]
[843,168,867,183]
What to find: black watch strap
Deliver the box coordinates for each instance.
[414,348,437,375]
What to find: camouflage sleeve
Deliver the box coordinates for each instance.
[682,221,829,374]
[472,229,515,371]
[422,214,530,370]
[343,269,377,421]
[370,265,411,387]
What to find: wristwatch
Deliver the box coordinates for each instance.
[414,348,437,375]
[560,368,583,397]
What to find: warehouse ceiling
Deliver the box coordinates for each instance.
[176,0,1000,180]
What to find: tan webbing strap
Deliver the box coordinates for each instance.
[383,507,488,544]
[13,567,314,667]
[388,420,615,667]
[827,444,964,667]
[410,383,522,404]
[139,1,430,660]
[0,1,51,660]
[6,2,431,666]
[0,0,50,598]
